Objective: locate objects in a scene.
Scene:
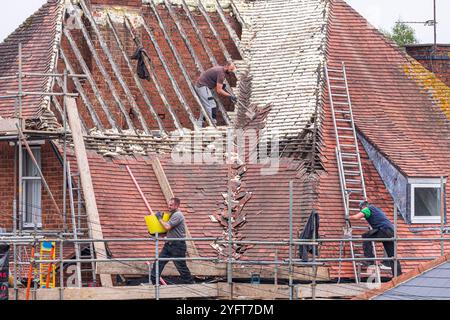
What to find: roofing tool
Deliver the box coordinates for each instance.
[126,165,168,285]
[125,165,170,234]
[222,83,237,104]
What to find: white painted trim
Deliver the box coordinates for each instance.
[411,182,444,224]
[408,177,447,184]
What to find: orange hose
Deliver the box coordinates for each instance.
[25,246,35,300]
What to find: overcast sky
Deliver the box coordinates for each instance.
[0,0,449,43]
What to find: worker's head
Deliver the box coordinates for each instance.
[168,197,181,213]
[224,61,236,74]
[359,200,369,210]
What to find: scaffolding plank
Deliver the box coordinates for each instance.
[10,284,218,300]
[66,97,113,287]
[97,260,330,281]
[0,118,19,133]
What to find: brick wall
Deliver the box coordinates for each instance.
[0,141,67,232]
[57,3,242,132]
[406,45,450,87]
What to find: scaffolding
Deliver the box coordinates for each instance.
[0,42,91,300]
[0,43,449,301]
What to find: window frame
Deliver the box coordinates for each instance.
[410,180,445,224]
[22,146,42,229]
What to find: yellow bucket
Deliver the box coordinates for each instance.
[144,213,170,234]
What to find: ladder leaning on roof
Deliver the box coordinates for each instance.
[325,62,381,284]
[68,163,96,287]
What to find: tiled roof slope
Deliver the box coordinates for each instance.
[80,151,227,259]
[70,148,319,264]
[315,103,450,279]
[0,0,63,123]
[238,0,328,140]
[237,161,318,261]
[327,0,450,178]
[315,0,450,279]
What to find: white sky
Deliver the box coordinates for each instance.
[0,0,449,43]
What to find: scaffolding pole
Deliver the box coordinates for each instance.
[288,181,293,300]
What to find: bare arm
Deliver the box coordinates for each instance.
[159,220,172,231]
[216,82,231,97]
[349,212,365,220]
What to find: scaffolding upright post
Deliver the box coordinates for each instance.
[440,176,445,256]
[155,233,160,300]
[227,129,233,300]
[62,70,68,233]
[274,248,278,285]
[288,181,294,300]
[59,237,64,300]
[13,147,18,300]
[17,43,24,301]
[394,206,398,278]
[312,212,317,300]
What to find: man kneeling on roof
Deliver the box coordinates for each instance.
[151,197,194,284]
[195,62,237,126]
[349,201,402,276]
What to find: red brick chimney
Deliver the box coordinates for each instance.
[89,0,141,6]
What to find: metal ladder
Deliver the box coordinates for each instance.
[325,62,381,284]
[67,162,96,287]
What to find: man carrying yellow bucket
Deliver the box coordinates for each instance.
[150,197,194,284]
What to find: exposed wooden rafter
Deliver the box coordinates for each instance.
[63,30,118,131]
[124,17,185,134]
[146,0,216,128]
[79,0,151,135]
[162,0,231,126]
[58,48,102,132]
[196,0,232,62]
[70,10,136,133]
[105,13,166,134]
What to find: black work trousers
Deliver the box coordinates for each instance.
[150,241,193,284]
[362,228,402,276]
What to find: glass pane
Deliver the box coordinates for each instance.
[24,180,41,225]
[414,187,440,217]
[23,148,41,177]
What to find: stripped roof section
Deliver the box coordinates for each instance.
[238,0,328,141]
[0,0,64,128]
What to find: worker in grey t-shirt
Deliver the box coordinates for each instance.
[195,62,237,126]
[151,197,194,284]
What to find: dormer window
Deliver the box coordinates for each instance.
[409,178,446,224]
